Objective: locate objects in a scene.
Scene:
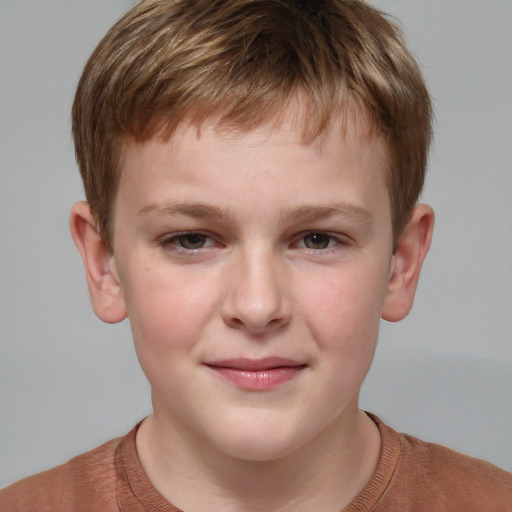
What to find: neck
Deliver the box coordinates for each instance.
[136,402,381,512]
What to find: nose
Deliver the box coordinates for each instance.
[220,247,292,335]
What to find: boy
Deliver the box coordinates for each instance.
[1,0,511,510]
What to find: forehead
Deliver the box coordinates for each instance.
[125,96,388,172]
[115,106,391,227]
[121,105,388,181]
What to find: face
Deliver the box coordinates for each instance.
[110,113,395,462]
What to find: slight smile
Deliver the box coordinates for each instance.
[205,358,308,391]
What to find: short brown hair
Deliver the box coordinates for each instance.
[72,0,432,249]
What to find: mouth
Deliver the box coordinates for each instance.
[205,357,307,391]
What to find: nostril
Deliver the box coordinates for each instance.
[225,314,289,334]
[228,317,245,329]
[267,317,285,328]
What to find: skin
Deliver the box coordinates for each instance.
[71,109,434,512]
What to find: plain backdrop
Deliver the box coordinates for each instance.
[1,0,511,488]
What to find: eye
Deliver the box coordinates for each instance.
[300,233,339,249]
[163,232,215,250]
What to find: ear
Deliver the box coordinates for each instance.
[70,201,127,324]
[382,204,434,322]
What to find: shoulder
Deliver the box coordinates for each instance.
[0,436,122,512]
[399,430,512,484]
[353,414,512,512]
[386,428,512,510]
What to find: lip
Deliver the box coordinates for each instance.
[205,357,307,391]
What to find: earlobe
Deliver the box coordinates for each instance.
[382,204,434,322]
[70,201,127,324]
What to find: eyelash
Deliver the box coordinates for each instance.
[159,231,349,254]
[295,232,347,250]
[160,232,218,252]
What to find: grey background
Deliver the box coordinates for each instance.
[1,0,511,488]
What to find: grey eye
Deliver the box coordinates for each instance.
[177,233,208,249]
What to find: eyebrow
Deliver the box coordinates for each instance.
[280,203,373,225]
[138,202,232,221]
[138,201,372,225]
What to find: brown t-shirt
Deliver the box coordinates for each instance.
[1,414,511,511]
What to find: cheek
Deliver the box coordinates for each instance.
[304,274,385,402]
[121,267,220,395]
[298,262,388,351]
[119,261,218,352]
